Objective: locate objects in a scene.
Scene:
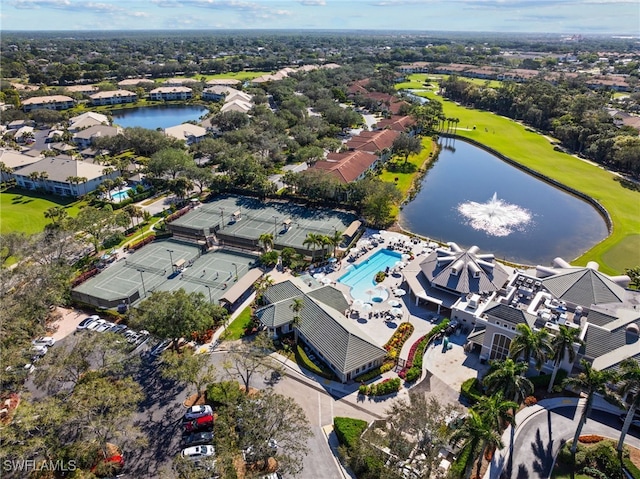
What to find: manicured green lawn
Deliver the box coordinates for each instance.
[0,188,86,235]
[223,306,254,341]
[413,91,640,274]
[396,73,502,91]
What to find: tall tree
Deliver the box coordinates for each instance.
[508,324,552,371]
[223,332,279,394]
[563,360,618,477]
[392,132,422,163]
[258,233,274,252]
[303,232,322,262]
[483,358,533,404]
[159,348,217,402]
[289,297,304,343]
[548,325,584,393]
[473,391,518,433]
[616,358,640,457]
[130,290,228,350]
[450,410,504,479]
[72,205,128,254]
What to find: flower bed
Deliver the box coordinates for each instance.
[165,206,192,224]
[398,319,449,382]
[383,322,414,360]
[128,235,155,251]
[358,377,402,397]
[71,268,99,287]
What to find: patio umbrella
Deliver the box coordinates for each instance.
[313,272,325,279]
[360,303,373,312]
[321,277,332,285]
[352,299,364,308]
[328,257,337,263]
[388,299,401,307]
[390,307,403,317]
[372,233,382,240]
[394,260,404,268]
[394,288,407,296]
[401,253,411,261]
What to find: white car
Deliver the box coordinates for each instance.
[86,319,107,331]
[31,345,48,357]
[95,321,115,333]
[184,405,213,420]
[181,445,215,460]
[32,336,56,347]
[77,315,100,331]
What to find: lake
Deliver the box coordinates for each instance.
[399,139,608,266]
[111,105,208,130]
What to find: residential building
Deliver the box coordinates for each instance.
[346,129,400,156]
[374,115,417,132]
[73,125,122,149]
[63,85,99,95]
[0,148,42,181]
[255,279,387,383]
[90,89,137,106]
[205,78,241,87]
[13,126,34,143]
[21,95,75,112]
[312,150,379,183]
[164,123,207,145]
[117,78,153,87]
[165,78,200,87]
[11,156,120,196]
[220,99,253,114]
[69,112,110,132]
[149,86,193,101]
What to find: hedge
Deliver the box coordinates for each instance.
[624,457,640,479]
[359,377,402,397]
[528,369,567,389]
[449,443,473,478]
[398,319,450,380]
[333,417,368,450]
[353,361,394,383]
[460,377,483,405]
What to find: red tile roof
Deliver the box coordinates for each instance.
[375,115,416,131]
[346,129,400,152]
[313,150,379,183]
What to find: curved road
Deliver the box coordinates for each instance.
[489,405,640,479]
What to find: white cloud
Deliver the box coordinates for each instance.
[298,0,327,5]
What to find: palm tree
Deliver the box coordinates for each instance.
[289,297,304,343]
[483,358,533,404]
[253,275,274,305]
[258,233,274,252]
[44,206,68,227]
[450,410,504,479]
[303,233,322,262]
[563,360,618,477]
[548,325,584,393]
[616,358,640,456]
[473,391,518,433]
[509,324,552,371]
[327,230,343,258]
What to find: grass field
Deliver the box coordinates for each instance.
[395,73,502,91]
[223,306,254,341]
[0,189,86,235]
[412,90,640,274]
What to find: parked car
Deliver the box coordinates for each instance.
[181,445,215,460]
[95,321,115,333]
[150,339,171,357]
[184,415,214,433]
[619,413,640,429]
[32,337,55,347]
[87,319,107,331]
[184,405,213,420]
[31,345,48,357]
[183,431,214,447]
[77,315,100,331]
[108,324,128,334]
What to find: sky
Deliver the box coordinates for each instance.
[0,0,638,34]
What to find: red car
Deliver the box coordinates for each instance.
[184,414,214,433]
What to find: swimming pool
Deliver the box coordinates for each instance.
[338,249,402,302]
[111,189,132,202]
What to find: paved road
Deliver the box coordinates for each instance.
[494,407,640,479]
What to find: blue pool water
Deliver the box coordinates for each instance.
[111,189,132,202]
[338,249,402,301]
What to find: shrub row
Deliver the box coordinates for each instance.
[383,322,414,358]
[127,235,155,251]
[528,369,567,389]
[333,417,368,450]
[353,361,394,383]
[165,206,192,223]
[71,268,99,287]
[398,319,449,382]
[358,377,402,397]
[624,457,640,479]
[460,377,483,405]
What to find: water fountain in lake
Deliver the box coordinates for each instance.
[457,192,532,237]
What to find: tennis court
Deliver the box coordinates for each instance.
[72,238,257,308]
[168,195,359,252]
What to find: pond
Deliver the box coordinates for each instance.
[399,139,608,266]
[111,105,208,130]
